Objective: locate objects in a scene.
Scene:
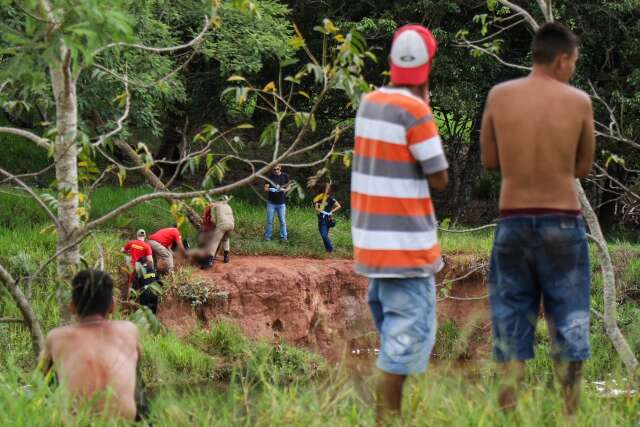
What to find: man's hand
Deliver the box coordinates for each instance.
[427,170,449,192]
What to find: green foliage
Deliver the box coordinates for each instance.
[432,319,461,359]
[140,333,220,386]
[189,320,250,359]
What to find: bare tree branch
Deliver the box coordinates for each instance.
[0,262,45,355]
[86,85,329,232]
[112,139,203,229]
[439,223,497,233]
[92,79,130,147]
[497,0,540,30]
[536,0,554,22]
[26,232,93,288]
[0,126,51,150]
[463,18,526,44]
[593,163,640,202]
[0,167,61,229]
[455,40,532,71]
[0,162,56,185]
[93,17,210,56]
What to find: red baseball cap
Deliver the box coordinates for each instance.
[390,25,438,86]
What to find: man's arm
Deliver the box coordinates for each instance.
[37,335,54,378]
[281,175,291,192]
[331,200,342,214]
[575,98,596,178]
[480,92,500,170]
[427,170,449,192]
[176,238,188,256]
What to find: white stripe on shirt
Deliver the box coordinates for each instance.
[352,227,438,250]
[351,172,431,198]
[355,117,406,145]
[409,135,444,161]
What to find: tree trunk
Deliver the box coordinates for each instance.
[577,181,639,374]
[0,264,44,355]
[50,52,80,324]
[113,139,203,229]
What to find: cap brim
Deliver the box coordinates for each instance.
[390,63,430,86]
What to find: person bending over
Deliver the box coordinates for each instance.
[313,183,341,253]
[199,196,235,269]
[480,22,595,416]
[148,226,188,273]
[121,229,153,288]
[39,270,142,421]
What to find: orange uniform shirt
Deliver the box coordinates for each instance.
[149,227,181,248]
[122,239,152,268]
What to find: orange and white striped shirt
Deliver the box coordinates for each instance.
[351,87,448,277]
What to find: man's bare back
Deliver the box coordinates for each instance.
[481,74,595,210]
[43,318,140,420]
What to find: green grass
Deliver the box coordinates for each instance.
[0,132,52,179]
[2,357,640,426]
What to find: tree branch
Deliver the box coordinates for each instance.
[93,17,210,56]
[0,262,44,355]
[113,139,203,229]
[0,167,61,229]
[0,126,51,150]
[497,0,540,30]
[455,40,532,71]
[92,79,130,147]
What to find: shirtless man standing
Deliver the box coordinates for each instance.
[39,270,141,421]
[480,22,595,415]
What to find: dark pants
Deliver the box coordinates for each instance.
[489,214,591,362]
[318,217,333,252]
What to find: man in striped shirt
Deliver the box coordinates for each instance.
[351,25,449,423]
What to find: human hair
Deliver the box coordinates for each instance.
[71,270,114,317]
[531,22,578,65]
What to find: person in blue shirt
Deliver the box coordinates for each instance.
[313,183,342,253]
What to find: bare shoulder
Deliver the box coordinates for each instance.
[566,85,592,106]
[486,78,525,105]
[46,324,74,342]
[111,320,139,338]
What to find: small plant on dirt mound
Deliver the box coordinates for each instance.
[244,341,326,385]
[140,333,222,387]
[164,269,229,308]
[176,281,212,308]
[433,320,461,359]
[188,320,326,385]
[189,320,249,358]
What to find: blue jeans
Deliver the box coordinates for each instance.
[489,214,591,362]
[265,203,287,240]
[318,216,333,252]
[368,276,437,375]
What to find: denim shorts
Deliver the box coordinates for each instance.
[368,276,436,375]
[489,214,591,362]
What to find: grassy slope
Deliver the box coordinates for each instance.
[2,187,640,425]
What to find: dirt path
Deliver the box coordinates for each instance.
[157,254,491,360]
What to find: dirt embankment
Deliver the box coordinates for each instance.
[157,254,490,359]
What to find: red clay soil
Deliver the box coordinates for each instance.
[156,254,491,359]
